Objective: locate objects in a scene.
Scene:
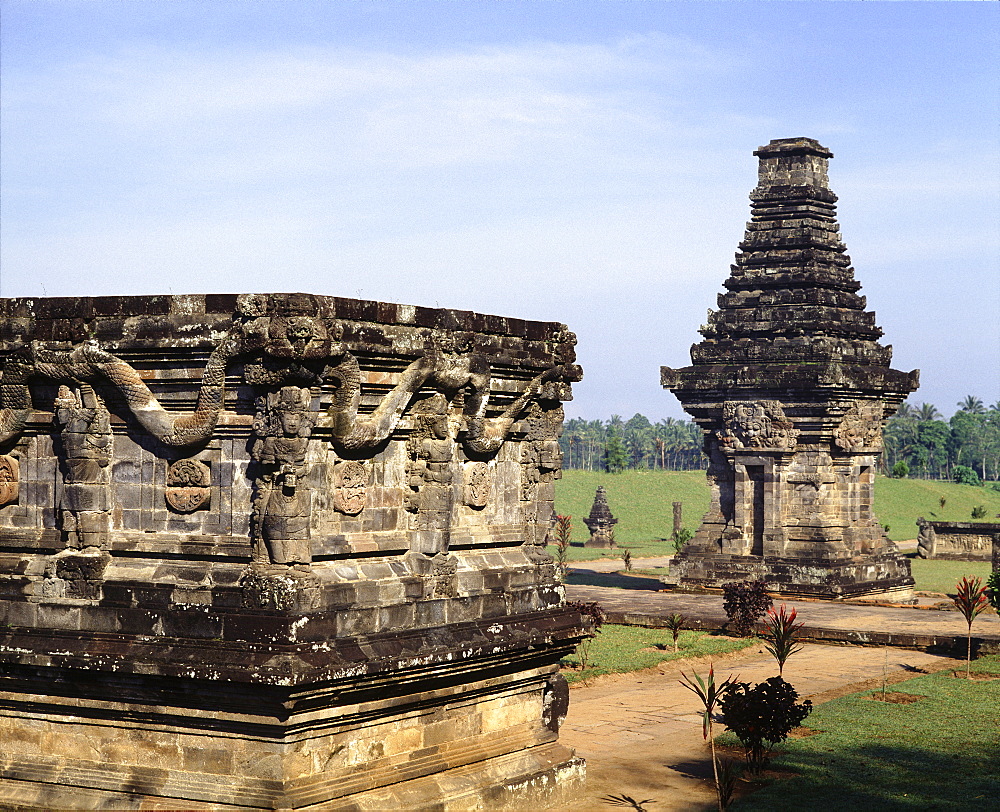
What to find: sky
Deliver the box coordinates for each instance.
[1,0,998,422]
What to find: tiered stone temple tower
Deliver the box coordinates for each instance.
[583,486,618,548]
[662,138,919,599]
[0,293,587,809]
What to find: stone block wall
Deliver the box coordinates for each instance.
[917,519,1000,562]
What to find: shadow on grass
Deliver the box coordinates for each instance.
[565,570,664,590]
[731,740,1000,811]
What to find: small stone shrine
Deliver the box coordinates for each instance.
[0,292,588,809]
[661,138,919,600]
[583,485,618,548]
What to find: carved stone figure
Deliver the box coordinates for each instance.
[165,458,211,512]
[463,462,491,509]
[718,401,798,451]
[251,386,315,564]
[0,455,18,507]
[54,384,113,549]
[332,460,367,515]
[834,400,884,451]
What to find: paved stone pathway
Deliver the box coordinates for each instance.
[566,557,1000,652]
[558,642,963,811]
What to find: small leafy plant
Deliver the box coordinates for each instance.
[719,676,813,775]
[762,604,804,676]
[621,548,633,572]
[722,581,773,637]
[672,527,692,553]
[553,514,572,578]
[601,794,655,811]
[680,665,739,811]
[952,576,990,678]
[971,505,987,519]
[987,570,1000,611]
[567,600,606,678]
[665,613,684,652]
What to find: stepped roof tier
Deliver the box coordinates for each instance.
[664,137,919,398]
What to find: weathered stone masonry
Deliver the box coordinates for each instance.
[0,292,587,809]
[662,138,919,600]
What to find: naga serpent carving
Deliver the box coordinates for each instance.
[1,339,235,446]
[1,296,579,456]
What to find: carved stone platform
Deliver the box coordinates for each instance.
[0,293,587,809]
[661,139,919,600]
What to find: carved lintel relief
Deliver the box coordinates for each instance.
[54,384,113,549]
[0,455,19,507]
[165,459,211,512]
[834,400,884,451]
[251,386,315,565]
[787,472,835,489]
[463,462,491,509]
[717,400,798,452]
[332,461,367,515]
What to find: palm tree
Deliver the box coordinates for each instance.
[917,402,941,422]
[958,395,986,414]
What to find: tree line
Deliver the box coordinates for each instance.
[560,414,707,472]
[883,396,1000,483]
[561,395,999,481]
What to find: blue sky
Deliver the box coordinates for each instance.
[2,1,997,421]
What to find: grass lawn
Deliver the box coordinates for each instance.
[559,623,755,685]
[730,654,1000,811]
[554,470,1000,562]
[906,553,993,595]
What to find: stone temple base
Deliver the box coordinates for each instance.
[0,606,586,811]
[668,551,915,602]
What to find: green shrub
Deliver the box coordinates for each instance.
[722,581,773,637]
[953,465,981,486]
[971,505,988,519]
[891,461,909,479]
[987,570,1000,611]
[673,527,692,553]
[720,676,813,774]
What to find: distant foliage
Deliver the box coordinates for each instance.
[891,461,909,479]
[722,581,773,637]
[720,677,813,775]
[883,398,1000,482]
[561,414,707,472]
